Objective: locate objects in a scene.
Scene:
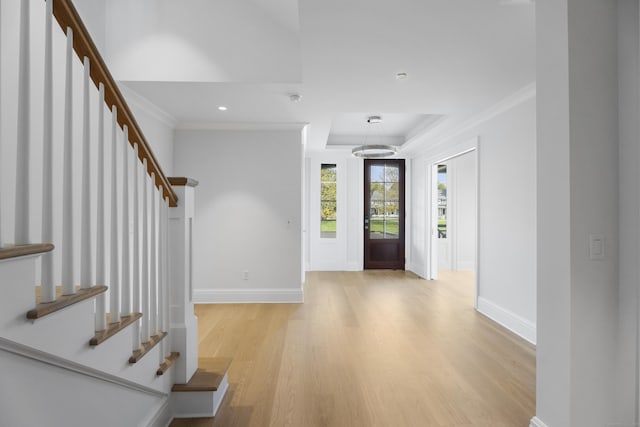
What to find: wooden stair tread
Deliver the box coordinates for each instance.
[169,417,214,427]
[172,357,232,392]
[129,332,168,364]
[27,285,107,319]
[157,352,180,375]
[0,243,54,260]
[90,313,142,346]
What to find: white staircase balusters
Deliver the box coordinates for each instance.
[132,143,141,348]
[158,187,165,338]
[61,27,75,295]
[15,0,31,245]
[3,0,182,366]
[141,159,150,342]
[121,126,131,316]
[80,56,93,290]
[159,196,169,359]
[96,83,107,331]
[150,174,157,336]
[40,0,55,303]
[110,107,120,322]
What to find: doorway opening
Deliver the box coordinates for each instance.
[429,148,478,306]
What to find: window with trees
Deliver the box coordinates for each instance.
[369,164,400,239]
[321,164,337,238]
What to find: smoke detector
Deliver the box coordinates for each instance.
[367,116,382,124]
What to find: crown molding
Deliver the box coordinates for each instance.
[401,82,536,157]
[176,122,308,131]
[118,83,178,129]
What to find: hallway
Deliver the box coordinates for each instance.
[181,271,535,426]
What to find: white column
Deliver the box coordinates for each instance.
[121,126,131,316]
[150,174,157,336]
[132,144,141,348]
[61,28,74,295]
[140,160,149,342]
[80,57,92,289]
[109,107,120,321]
[169,181,199,383]
[95,83,106,331]
[40,0,55,302]
[15,0,31,245]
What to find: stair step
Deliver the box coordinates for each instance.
[169,417,215,427]
[90,313,142,346]
[27,285,107,319]
[129,332,168,363]
[172,357,232,392]
[171,357,232,418]
[0,243,54,260]
[157,352,180,376]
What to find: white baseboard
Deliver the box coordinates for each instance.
[529,416,548,427]
[406,262,426,278]
[455,260,475,271]
[477,297,536,345]
[145,398,172,427]
[346,262,361,271]
[193,288,304,303]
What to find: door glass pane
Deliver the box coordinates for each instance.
[368,163,400,240]
[321,164,337,238]
[384,165,399,182]
[370,165,385,182]
[370,183,385,201]
[385,217,399,239]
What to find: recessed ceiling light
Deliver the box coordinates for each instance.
[396,72,408,80]
[218,106,228,111]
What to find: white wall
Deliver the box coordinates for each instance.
[616,0,639,421]
[72,0,106,52]
[536,0,619,425]
[173,129,303,303]
[410,94,536,344]
[104,0,301,83]
[0,350,168,427]
[306,151,364,271]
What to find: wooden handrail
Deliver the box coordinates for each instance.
[51,0,178,207]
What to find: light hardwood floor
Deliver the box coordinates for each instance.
[177,270,535,427]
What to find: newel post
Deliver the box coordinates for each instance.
[168,177,199,384]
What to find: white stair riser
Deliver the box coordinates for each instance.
[0,256,173,393]
[172,372,229,418]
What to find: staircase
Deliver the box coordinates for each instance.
[0,1,229,425]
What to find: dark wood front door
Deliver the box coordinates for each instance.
[364,159,405,269]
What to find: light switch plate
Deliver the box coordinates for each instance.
[589,234,605,260]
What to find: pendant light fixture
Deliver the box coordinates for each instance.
[351,115,397,158]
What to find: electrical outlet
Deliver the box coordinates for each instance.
[243,270,249,280]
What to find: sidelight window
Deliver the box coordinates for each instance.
[320,164,337,238]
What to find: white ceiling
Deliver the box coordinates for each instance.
[112,0,535,151]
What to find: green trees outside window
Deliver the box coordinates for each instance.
[321,164,337,238]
